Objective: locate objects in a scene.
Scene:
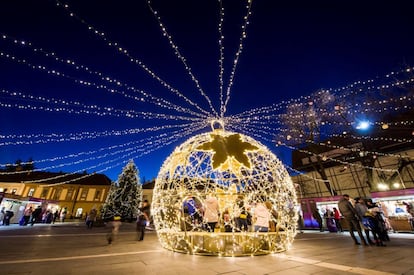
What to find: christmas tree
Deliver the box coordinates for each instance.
[101,160,142,221]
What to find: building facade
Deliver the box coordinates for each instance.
[291,135,414,232]
[0,171,112,224]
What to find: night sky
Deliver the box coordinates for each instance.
[1,0,414,182]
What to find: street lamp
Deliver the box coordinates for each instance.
[355,120,371,131]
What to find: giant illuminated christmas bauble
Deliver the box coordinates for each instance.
[152,126,297,256]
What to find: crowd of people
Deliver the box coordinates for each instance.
[2,193,400,250]
[0,205,67,226]
[312,194,391,246]
[181,195,280,233]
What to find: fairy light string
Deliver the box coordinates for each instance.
[277,141,397,173]
[0,129,170,168]
[146,0,219,118]
[231,123,403,187]
[217,0,225,118]
[0,89,206,124]
[0,119,199,147]
[285,165,330,183]
[238,113,414,162]
[229,65,414,122]
[0,121,194,142]
[0,52,208,121]
[34,121,208,186]
[0,33,208,119]
[0,100,202,125]
[221,0,253,117]
[0,127,175,174]
[230,121,404,175]
[274,129,414,161]
[0,62,207,125]
[0,121,203,174]
[53,1,212,117]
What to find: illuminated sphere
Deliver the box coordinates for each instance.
[152,128,297,256]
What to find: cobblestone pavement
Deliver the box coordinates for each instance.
[0,222,413,274]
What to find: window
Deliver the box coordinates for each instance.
[80,189,88,200]
[94,190,101,200]
[41,188,49,198]
[27,188,35,197]
[66,188,74,200]
[53,188,62,200]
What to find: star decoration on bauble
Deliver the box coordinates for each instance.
[197,132,259,170]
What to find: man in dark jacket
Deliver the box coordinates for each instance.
[136,200,150,241]
[31,206,42,226]
[338,194,368,245]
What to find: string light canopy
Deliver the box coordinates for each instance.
[152,121,297,256]
[1,0,413,257]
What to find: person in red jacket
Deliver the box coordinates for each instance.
[333,207,343,232]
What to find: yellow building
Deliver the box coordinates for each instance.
[0,171,111,224]
[142,179,155,204]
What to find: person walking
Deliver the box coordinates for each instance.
[354,198,375,245]
[107,216,122,245]
[338,194,368,246]
[4,210,14,225]
[86,208,98,229]
[312,208,323,232]
[31,206,42,226]
[366,199,389,245]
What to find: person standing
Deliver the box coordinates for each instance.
[0,207,5,226]
[297,210,304,233]
[60,207,67,223]
[86,208,98,229]
[253,202,271,232]
[332,207,343,232]
[136,200,150,241]
[222,208,232,232]
[235,197,248,232]
[52,210,59,224]
[23,206,32,226]
[203,194,219,232]
[338,194,368,245]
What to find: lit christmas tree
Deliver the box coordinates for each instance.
[101,160,142,221]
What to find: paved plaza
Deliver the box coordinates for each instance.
[0,222,413,275]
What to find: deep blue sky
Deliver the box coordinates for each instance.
[1,1,414,182]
